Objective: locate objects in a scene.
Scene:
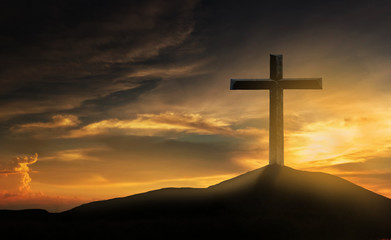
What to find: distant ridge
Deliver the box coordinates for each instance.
[1,165,391,239]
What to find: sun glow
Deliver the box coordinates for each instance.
[287,121,359,164]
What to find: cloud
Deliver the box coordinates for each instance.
[0,0,200,120]
[11,115,80,132]
[0,153,38,192]
[39,148,104,162]
[127,62,209,78]
[76,79,161,116]
[0,0,198,66]
[65,112,265,138]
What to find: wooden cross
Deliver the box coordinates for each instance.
[230,54,322,165]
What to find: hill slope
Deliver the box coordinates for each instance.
[1,165,391,239]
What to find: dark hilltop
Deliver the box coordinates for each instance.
[1,165,391,239]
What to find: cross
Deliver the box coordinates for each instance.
[230,54,322,166]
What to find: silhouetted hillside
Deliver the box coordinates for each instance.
[1,165,391,239]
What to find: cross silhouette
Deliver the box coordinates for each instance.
[230,54,322,165]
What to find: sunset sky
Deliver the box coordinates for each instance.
[1,0,391,212]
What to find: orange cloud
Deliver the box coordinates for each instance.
[0,153,38,192]
[66,112,246,137]
[127,61,209,78]
[39,148,104,162]
[0,153,99,212]
[12,115,80,132]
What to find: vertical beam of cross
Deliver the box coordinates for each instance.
[230,55,322,166]
[269,55,284,165]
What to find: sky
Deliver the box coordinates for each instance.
[1,0,391,212]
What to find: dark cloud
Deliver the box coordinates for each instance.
[2,0,391,122]
[0,0,199,121]
[0,0,197,61]
[0,0,390,141]
[76,78,161,119]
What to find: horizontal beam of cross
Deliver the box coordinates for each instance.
[230,78,322,90]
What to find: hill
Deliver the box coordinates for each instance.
[1,165,391,239]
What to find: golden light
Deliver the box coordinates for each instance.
[286,120,359,165]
